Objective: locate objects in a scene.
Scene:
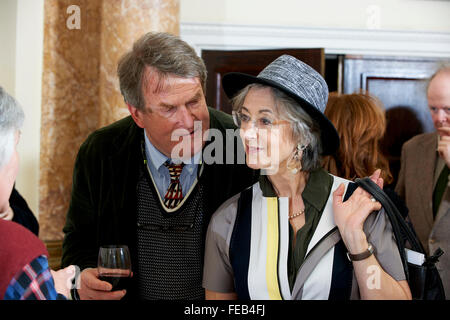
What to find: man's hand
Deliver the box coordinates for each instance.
[437,127,450,167]
[77,268,127,300]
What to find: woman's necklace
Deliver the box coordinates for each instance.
[288,209,304,220]
[270,174,307,220]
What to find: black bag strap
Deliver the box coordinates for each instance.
[355,177,423,281]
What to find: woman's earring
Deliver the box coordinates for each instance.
[287,144,305,174]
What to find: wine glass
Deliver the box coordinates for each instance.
[97,245,132,291]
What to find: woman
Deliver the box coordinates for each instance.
[0,86,74,300]
[202,55,411,300]
[323,92,393,184]
[322,92,410,219]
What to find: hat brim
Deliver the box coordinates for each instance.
[222,72,339,156]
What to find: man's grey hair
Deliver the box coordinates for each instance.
[0,86,24,169]
[231,83,322,172]
[427,62,450,92]
[117,32,207,111]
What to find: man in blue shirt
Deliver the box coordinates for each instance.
[62,32,257,300]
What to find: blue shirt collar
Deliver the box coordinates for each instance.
[144,130,201,173]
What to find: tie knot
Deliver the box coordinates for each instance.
[164,161,184,179]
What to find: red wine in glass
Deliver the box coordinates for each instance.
[98,245,132,291]
[98,273,131,291]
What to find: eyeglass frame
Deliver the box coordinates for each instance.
[232,110,291,130]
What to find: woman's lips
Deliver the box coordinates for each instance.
[246,145,265,153]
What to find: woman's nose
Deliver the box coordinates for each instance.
[242,126,258,141]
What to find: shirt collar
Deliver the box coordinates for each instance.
[301,168,333,212]
[259,168,332,212]
[144,131,168,171]
[144,130,201,173]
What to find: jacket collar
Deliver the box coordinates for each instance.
[259,168,331,212]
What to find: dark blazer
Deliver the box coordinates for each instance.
[61,108,258,297]
[10,187,39,236]
[395,132,437,251]
[396,131,450,297]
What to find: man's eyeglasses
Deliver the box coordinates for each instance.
[232,111,290,130]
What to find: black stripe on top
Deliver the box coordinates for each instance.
[329,182,356,300]
[229,186,253,300]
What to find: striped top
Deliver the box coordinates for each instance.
[202,169,406,299]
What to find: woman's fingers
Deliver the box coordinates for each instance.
[332,183,346,206]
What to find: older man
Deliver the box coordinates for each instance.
[0,87,74,300]
[61,32,258,300]
[396,66,450,297]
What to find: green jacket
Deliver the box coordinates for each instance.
[61,108,258,297]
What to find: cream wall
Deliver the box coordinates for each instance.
[0,0,44,218]
[0,0,17,95]
[180,0,450,32]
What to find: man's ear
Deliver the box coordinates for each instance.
[127,103,145,128]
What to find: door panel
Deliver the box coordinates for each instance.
[202,49,325,114]
[343,55,447,186]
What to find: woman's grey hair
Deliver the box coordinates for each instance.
[117,32,207,111]
[231,83,322,172]
[0,86,24,169]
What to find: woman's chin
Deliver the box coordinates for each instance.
[245,159,277,172]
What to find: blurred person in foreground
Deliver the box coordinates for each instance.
[0,86,75,300]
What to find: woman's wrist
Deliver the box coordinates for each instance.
[343,229,369,255]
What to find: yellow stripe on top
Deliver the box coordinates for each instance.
[266,197,282,300]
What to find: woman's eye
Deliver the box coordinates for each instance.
[260,118,273,126]
[240,114,250,122]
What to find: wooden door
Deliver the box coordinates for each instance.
[343,55,447,186]
[202,49,325,114]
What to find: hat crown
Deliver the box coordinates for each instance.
[257,55,328,113]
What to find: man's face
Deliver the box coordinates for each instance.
[428,71,450,137]
[129,68,210,160]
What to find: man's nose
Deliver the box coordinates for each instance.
[436,109,448,123]
[177,105,195,128]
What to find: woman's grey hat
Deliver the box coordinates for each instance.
[222,54,339,155]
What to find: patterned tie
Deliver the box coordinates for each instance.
[433,165,450,218]
[163,161,185,209]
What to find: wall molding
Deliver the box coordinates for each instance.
[180,22,450,58]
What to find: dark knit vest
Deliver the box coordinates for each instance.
[0,219,48,299]
[135,161,206,300]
